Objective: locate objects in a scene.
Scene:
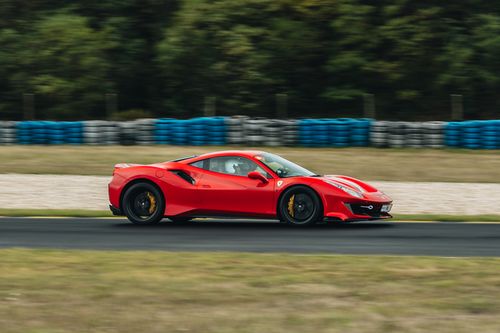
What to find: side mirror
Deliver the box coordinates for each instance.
[247,171,268,183]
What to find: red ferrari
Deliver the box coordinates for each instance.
[108,150,392,226]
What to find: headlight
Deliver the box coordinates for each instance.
[324,180,363,198]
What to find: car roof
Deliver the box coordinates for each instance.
[180,150,268,163]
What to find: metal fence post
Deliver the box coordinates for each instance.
[105,93,118,120]
[276,93,288,119]
[363,93,375,119]
[451,94,463,120]
[204,96,216,117]
[23,93,35,120]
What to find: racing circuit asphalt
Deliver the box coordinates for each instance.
[0,218,499,256]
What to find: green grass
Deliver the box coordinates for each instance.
[395,214,500,222]
[0,249,499,333]
[0,208,114,217]
[0,145,499,182]
[1,208,499,222]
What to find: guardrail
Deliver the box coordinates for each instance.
[0,118,498,149]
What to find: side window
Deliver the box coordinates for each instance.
[190,160,204,169]
[204,156,268,177]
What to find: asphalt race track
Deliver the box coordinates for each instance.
[0,218,499,256]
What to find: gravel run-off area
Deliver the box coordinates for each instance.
[0,174,499,215]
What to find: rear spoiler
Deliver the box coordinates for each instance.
[113,163,142,175]
[170,155,198,162]
[114,163,141,170]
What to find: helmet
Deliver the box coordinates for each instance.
[224,159,239,174]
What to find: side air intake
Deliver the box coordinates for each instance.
[169,170,195,185]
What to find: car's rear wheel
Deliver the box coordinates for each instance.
[279,186,322,226]
[122,182,165,224]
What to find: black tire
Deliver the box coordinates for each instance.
[122,182,165,225]
[169,217,193,223]
[279,186,322,226]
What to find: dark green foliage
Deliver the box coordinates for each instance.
[1,0,500,120]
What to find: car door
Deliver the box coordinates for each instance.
[193,156,276,216]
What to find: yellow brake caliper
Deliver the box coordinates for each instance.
[287,194,295,217]
[146,192,157,214]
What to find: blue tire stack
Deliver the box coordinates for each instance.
[170,119,189,145]
[205,117,226,145]
[461,121,482,149]
[16,121,35,144]
[154,118,175,144]
[481,120,500,149]
[328,118,351,147]
[315,120,330,147]
[350,118,371,146]
[46,121,65,144]
[444,122,462,147]
[65,122,84,144]
[32,121,49,144]
[299,118,371,147]
[155,117,226,146]
[298,119,313,146]
[185,117,227,145]
[188,117,208,145]
[297,119,309,146]
[17,121,83,145]
[298,119,327,147]
[46,121,83,144]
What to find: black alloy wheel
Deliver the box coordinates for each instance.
[122,182,165,224]
[279,185,322,226]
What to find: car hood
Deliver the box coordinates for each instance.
[313,175,374,192]
[310,175,391,202]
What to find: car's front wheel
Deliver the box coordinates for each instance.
[279,186,322,226]
[122,182,165,225]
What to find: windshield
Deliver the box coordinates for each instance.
[255,153,317,178]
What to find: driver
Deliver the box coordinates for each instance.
[235,160,254,175]
[224,158,241,175]
[224,158,257,176]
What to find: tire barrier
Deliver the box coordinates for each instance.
[155,117,226,145]
[0,121,16,145]
[230,116,297,147]
[299,118,371,147]
[0,117,498,148]
[242,118,268,146]
[226,117,298,146]
[134,119,156,145]
[370,121,389,147]
[371,121,445,148]
[83,121,120,145]
[226,115,249,145]
[445,120,500,149]
[14,121,84,145]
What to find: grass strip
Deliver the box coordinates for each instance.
[0,208,114,217]
[0,249,499,333]
[0,145,499,182]
[394,214,500,222]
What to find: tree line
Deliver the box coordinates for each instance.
[1,0,500,120]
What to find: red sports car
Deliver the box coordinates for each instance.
[108,150,392,226]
